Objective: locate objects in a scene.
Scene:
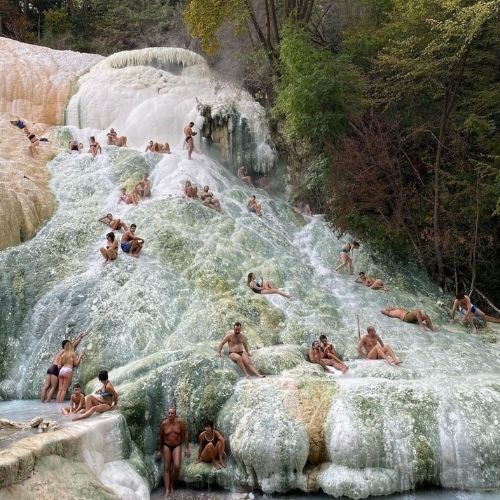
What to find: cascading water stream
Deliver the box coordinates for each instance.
[0,47,499,499]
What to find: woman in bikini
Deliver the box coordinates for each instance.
[24,128,40,157]
[56,342,84,403]
[89,136,102,157]
[197,421,226,468]
[247,272,291,298]
[99,232,119,263]
[334,241,360,274]
[72,370,118,421]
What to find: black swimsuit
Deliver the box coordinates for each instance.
[201,433,219,451]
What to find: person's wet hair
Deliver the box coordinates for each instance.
[312,340,319,346]
[234,321,241,327]
[73,383,81,389]
[204,420,214,428]
[456,293,465,299]
[98,370,108,382]
[106,232,115,242]
[319,334,327,341]
[367,325,375,333]
[189,121,194,126]
[130,224,137,229]
[62,339,70,348]
[90,136,95,141]
[359,272,365,276]
[247,272,254,285]
[353,241,360,248]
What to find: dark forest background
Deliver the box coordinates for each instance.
[1,0,499,310]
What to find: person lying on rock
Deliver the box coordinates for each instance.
[216,322,265,378]
[154,407,190,497]
[197,420,227,469]
[357,326,401,366]
[72,369,118,421]
[355,271,388,291]
[40,330,88,403]
[308,340,345,375]
[121,224,144,257]
[319,335,348,373]
[381,306,435,331]
[61,383,85,415]
[247,272,291,298]
[99,213,128,231]
[183,180,198,198]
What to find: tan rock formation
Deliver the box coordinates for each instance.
[0,38,101,251]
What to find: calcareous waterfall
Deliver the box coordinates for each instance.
[0,41,499,499]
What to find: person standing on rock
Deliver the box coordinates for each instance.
[154,407,191,497]
[40,330,88,403]
[183,121,197,160]
[357,326,401,365]
[216,322,265,378]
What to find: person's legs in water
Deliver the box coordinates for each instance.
[200,442,223,468]
[187,137,194,160]
[170,445,182,495]
[130,240,143,257]
[100,247,110,262]
[241,352,265,378]
[322,357,349,374]
[261,288,291,299]
[72,403,110,421]
[56,371,72,403]
[366,345,397,365]
[161,445,173,497]
[228,352,250,378]
[335,252,351,273]
[382,345,401,364]
[40,374,52,401]
[421,312,435,331]
[45,374,59,402]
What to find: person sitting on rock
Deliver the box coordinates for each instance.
[238,166,253,187]
[183,180,198,198]
[308,340,340,375]
[68,140,83,153]
[145,140,154,152]
[355,272,388,291]
[247,272,290,298]
[98,213,128,231]
[135,173,152,198]
[61,383,85,415]
[99,231,118,263]
[381,306,435,331]
[200,185,222,212]
[121,224,144,258]
[72,369,118,421]
[106,128,127,147]
[247,195,262,216]
[89,136,102,158]
[292,201,313,217]
[319,334,348,373]
[216,322,265,378]
[197,420,227,469]
[161,142,171,154]
[357,326,401,365]
[119,187,140,205]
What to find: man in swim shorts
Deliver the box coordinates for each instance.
[121,224,144,258]
[357,326,401,365]
[450,293,500,333]
[154,407,190,497]
[216,322,265,378]
[381,306,435,331]
[40,330,89,402]
[183,121,197,160]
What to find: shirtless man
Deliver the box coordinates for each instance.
[145,140,154,152]
[107,128,118,145]
[99,213,128,232]
[451,293,500,333]
[154,408,190,497]
[161,142,171,154]
[319,334,348,373]
[355,272,388,291]
[89,136,102,158]
[238,166,253,187]
[135,173,152,198]
[198,420,226,469]
[308,340,345,374]
[183,181,198,198]
[216,322,264,378]
[121,224,144,257]
[381,306,435,332]
[119,187,140,205]
[61,384,85,415]
[200,185,222,212]
[247,195,262,216]
[183,121,197,160]
[357,326,401,365]
[40,330,88,402]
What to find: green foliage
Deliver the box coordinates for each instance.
[183,0,248,55]
[44,8,72,35]
[274,22,362,151]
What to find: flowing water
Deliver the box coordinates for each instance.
[0,47,499,499]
